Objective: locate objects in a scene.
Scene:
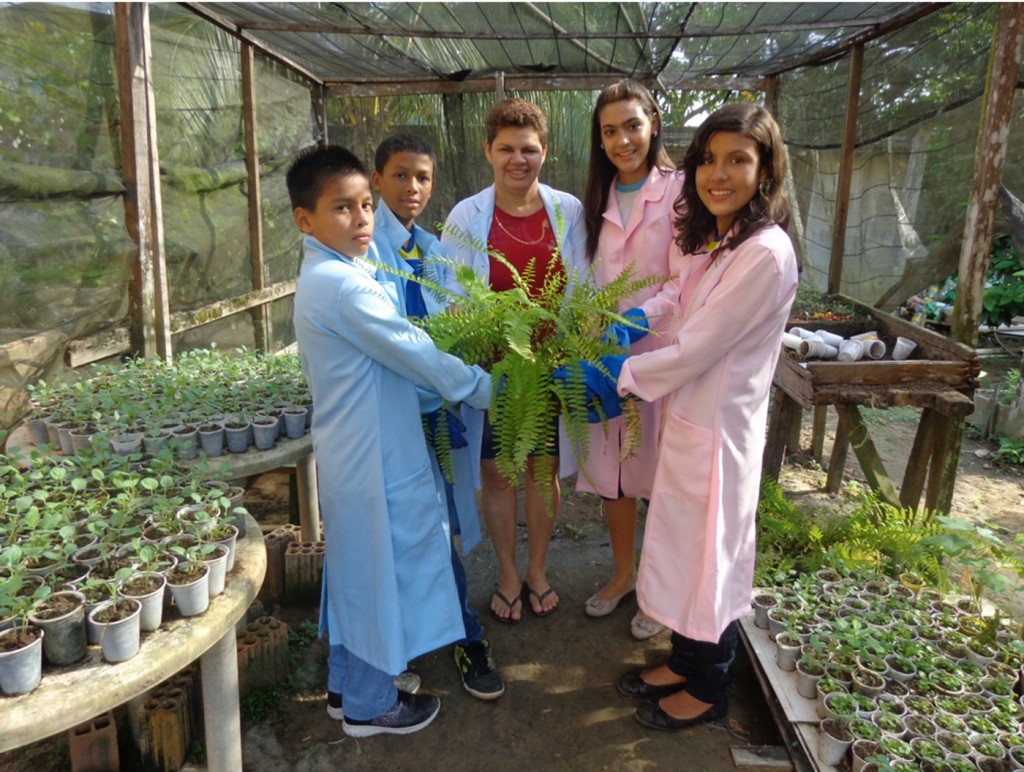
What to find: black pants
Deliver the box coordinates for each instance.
[665,620,738,704]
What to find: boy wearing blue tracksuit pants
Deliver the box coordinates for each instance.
[371,133,504,700]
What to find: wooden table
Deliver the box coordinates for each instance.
[763,298,980,513]
[0,514,266,771]
[738,613,828,772]
[5,423,321,542]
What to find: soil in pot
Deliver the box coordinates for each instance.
[120,572,167,632]
[89,598,141,663]
[0,625,44,695]
[28,590,87,665]
[166,562,210,617]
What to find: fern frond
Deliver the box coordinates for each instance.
[409,216,668,488]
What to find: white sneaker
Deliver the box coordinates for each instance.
[630,611,665,640]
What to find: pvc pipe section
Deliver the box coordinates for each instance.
[787,327,899,361]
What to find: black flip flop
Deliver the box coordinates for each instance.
[489,588,522,624]
[522,582,558,617]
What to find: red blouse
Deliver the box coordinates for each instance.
[487,206,563,296]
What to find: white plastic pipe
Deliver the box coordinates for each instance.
[892,336,917,360]
[799,339,839,359]
[837,339,864,362]
[812,330,845,348]
[781,332,803,350]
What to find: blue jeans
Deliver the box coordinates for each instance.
[447,481,484,645]
[666,620,738,704]
[327,643,397,721]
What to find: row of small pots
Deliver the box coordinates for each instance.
[27,404,311,460]
[0,538,235,696]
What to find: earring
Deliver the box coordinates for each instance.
[759,179,770,195]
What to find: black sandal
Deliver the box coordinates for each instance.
[489,588,522,624]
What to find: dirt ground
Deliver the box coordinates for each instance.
[3,378,1023,771]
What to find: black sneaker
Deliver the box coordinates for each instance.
[326,672,422,720]
[454,639,505,700]
[342,691,440,737]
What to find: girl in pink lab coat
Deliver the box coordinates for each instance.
[578,80,682,641]
[611,103,799,730]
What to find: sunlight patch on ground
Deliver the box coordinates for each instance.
[502,662,591,692]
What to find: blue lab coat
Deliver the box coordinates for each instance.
[372,203,485,551]
[293,235,491,674]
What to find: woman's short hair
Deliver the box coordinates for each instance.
[484,99,548,147]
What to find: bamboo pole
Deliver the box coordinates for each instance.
[827,43,863,296]
[114,3,172,361]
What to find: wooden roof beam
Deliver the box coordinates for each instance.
[326,73,766,98]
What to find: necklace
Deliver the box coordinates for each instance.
[493,208,552,246]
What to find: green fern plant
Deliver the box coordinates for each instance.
[375,223,661,493]
[829,494,946,584]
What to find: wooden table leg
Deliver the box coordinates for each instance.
[901,408,941,510]
[826,413,848,494]
[834,403,901,506]
[764,390,799,480]
[811,405,828,466]
[925,415,964,514]
[786,403,803,457]
[296,451,321,542]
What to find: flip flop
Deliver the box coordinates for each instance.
[522,582,558,617]
[489,587,522,624]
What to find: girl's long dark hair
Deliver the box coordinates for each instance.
[583,80,674,261]
[674,103,791,256]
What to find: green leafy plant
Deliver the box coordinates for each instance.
[993,435,1024,466]
[789,283,857,322]
[981,235,1024,328]
[387,219,661,491]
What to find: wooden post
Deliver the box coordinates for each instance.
[763,74,779,118]
[241,42,271,352]
[827,43,863,296]
[442,93,470,202]
[825,416,849,495]
[496,70,505,102]
[312,83,327,146]
[951,3,1024,348]
[114,3,172,361]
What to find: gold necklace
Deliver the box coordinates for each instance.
[493,209,552,247]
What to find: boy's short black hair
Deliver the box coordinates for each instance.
[287,145,369,212]
[373,133,435,174]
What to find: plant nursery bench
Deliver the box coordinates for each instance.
[0,513,266,771]
[5,423,322,542]
[763,297,980,513]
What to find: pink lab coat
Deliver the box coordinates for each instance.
[618,224,798,642]
[577,166,684,499]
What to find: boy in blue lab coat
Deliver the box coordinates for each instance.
[372,133,504,700]
[289,145,491,737]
